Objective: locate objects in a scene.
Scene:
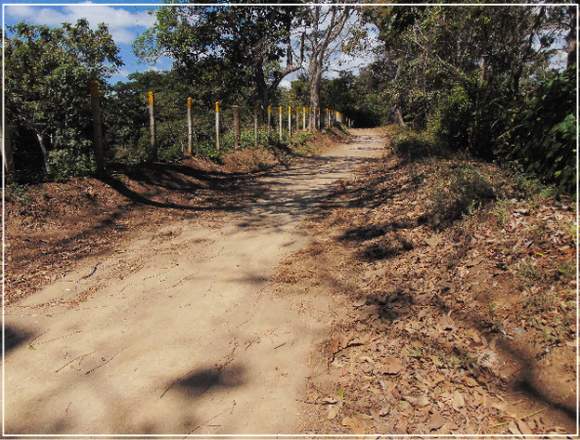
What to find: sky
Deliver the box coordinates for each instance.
[3,3,378,85]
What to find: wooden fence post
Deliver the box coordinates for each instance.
[278,105,283,142]
[187,97,193,156]
[215,101,221,151]
[287,105,292,137]
[147,90,157,162]
[90,80,105,174]
[232,105,240,149]
[302,106,306,130]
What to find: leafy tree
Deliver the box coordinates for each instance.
[298,5,354,128]
[365,4,577,190]
[105,70,195,163]
[5,19,122,178]
[134,5,302,109]
[497,66,576,193]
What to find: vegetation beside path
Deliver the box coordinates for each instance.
[275,126,576,435]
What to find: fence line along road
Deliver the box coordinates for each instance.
[87,84,351,172]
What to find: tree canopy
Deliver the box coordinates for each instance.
[5,19,122,178]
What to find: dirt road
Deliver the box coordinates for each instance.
[4,129,385,435]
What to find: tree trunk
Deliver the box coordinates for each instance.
[36,133,50,175]
[304,6,352,131]
[254,63,269,111]
[394,107,406,127]
[308,62,322,130]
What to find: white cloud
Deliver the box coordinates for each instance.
[6,4,156,44]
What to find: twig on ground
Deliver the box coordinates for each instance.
[84,348,125,375]
[521,407,546,420]
[78,263,101,281]
[329,340,364,364]
[55,351,95,373]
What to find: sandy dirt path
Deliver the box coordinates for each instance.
[4,129,385,435]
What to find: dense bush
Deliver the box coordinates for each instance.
[496,67,576,193]
[367,6,577,194]
[429,84,473,151]
[5,20,122,182]
[48,146,96,181]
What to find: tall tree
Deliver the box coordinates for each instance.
[134,6,303,109]
[5,20,122,176]
[299,6,353,128]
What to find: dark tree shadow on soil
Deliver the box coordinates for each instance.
[4,325,33,355]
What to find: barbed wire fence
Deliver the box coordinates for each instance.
[90,80,353,173]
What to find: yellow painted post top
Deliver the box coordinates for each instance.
[279,105,282,114]
[267,104,272,114]
[187,97,193,108]
[215,101,221,113]
[288,105,291,113]
[147,91,154,105]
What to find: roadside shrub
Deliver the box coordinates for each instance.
[157,121,187,162]
[47,147,96,181]
[429,84,473,151]
[509,165,556,200]
[392,130,445,161]
[112,133,149,165]
[290,131,314,147]
[496,67,576,194]
[427,165,495,228]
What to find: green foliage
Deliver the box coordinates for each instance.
[510,166,556,200]
[429,85,473,150]
[134,7,298,107]
[6,19,122,180]
[492,199,511,227]
[48,148,96,181]
[497,67,576,193]
[368,5,577,193]
[290,131,314,147]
